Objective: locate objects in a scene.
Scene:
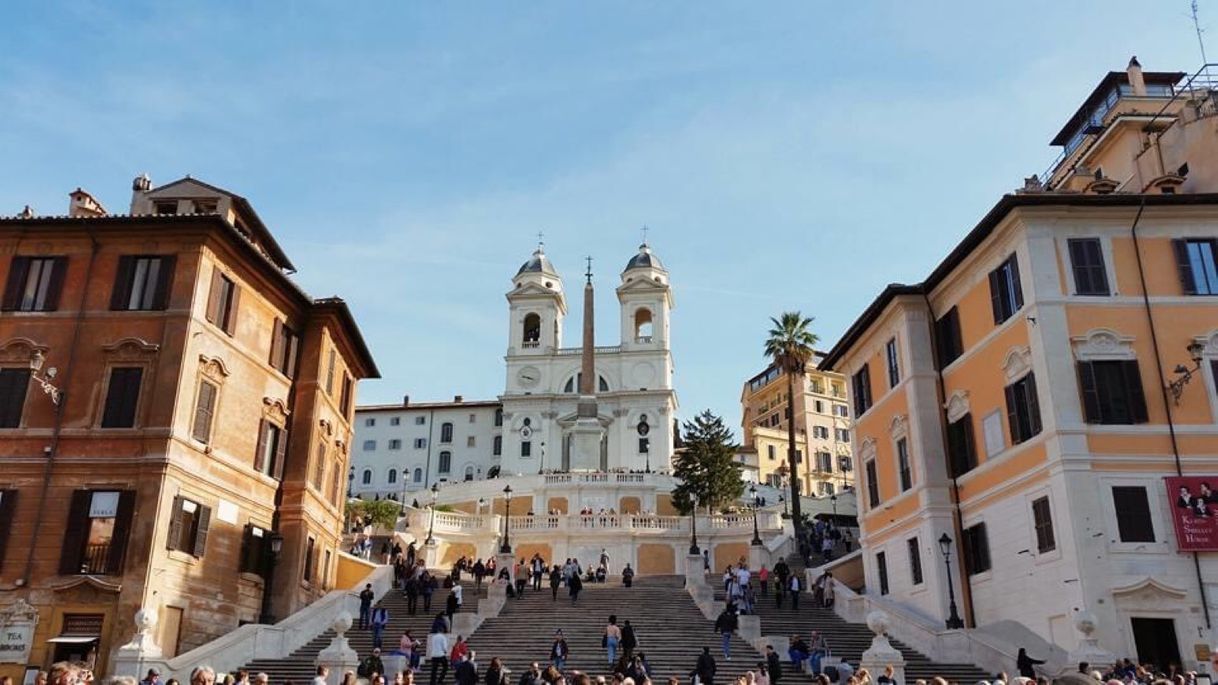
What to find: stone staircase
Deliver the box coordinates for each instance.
[240,580,476,683]
[714,562,991,682]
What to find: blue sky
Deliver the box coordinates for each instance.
[0,2,1207,435]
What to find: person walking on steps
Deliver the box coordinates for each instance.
[371,606,390,649]
[549,630,569,673]
[446,587,460,623]
[549,565,562,601]
[621,620,638,661]
[1016,648,1045,679]
[568,570,583,603]
[765,646,782,685]
[694,646,717,685]
[427,623,450,685]
[359,584,375,629]
[787,574,801,610]
[714,607,738,661]
[604,615,621,665]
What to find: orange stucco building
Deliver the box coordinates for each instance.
[0,176,377,679]
[821,59,1218,670]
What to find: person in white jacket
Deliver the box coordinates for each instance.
[427,628,450,685]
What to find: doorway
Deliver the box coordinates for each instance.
[1131,617,1182,672]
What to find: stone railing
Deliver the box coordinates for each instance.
[112,561,393,680]
[434,512,487,529]
[415,509,780,536]
[542,473,651,485]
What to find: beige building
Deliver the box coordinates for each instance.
[0,175,377,679]
[740,358,855,497]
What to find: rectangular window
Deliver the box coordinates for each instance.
[415,416,426,425]
[897,438,912,492]
[988,254,1024,324]
[254,420,288,479]
[312,444,326,491]
[946,414,977,478]
[2,256,66,312]
[908,538,923,585]
[520,441,532,458]
[1112,486,1155,542]
[110,255,175,311]
[865,458,880,508]
[639,437,650,453]
[390,417,401,426]
[468,413,476,423]
[834,404,849,418]
[59,490,135,575]
[239,524,268,574]
[467,436,476,448]
[835,428,850,443]
[886,337,900,387]
[438,451,452,472]
[167,496,211,558]
[1078,360,1148,425]
[1005,372,1042,444]
[852,364,873,416]
[325,350,336,394]
[304,537,316,582]
[440,423,454,443]
[365,418,376,427]
[767,445,776,461]
[204,270,240,335]
[1068,238,1110,296]
[101,367,143,428]
[363,440,376,451]
[269,320,300,378]
[414,438,426,449]
[1174,238,1218,295]
[339,374,353,416]
[191,381,218,444]
[934,307,964,369]
[1031,496,1056,553]
[876,552,889,595]
[493,435,502,456]
[814,400,824,413]
[0,368,32,429]
[0,490,17,572]
[388,439,402,450]
[812,426,829,440]
[962,522,991,575]
[816,451,833,472]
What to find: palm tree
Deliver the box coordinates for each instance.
[764,312,819,540]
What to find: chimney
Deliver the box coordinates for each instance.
[130,173,152,214]
[454,395,464,403]
[402,395,410,407]
[1127,56,1146,96]
[68,189,107,218]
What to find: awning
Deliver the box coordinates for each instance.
[46,636,98,644]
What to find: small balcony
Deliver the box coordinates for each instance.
[78,543,111,575]
[522,340,540,349]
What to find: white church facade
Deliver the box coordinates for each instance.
[350,242,678,499]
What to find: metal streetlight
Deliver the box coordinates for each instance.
[477,497,486,517]
[500,484,514,553]
[779,494,789,518]
[749,484,762,546]
[425,482,440,545]
[938,533,965,629]
[29,350,63,405]
[830,493,838,520]
[258,532,285,624]
[1168,341,1208,404]
[688,495,700,555]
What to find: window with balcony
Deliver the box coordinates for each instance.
[2,256,66,312]
[989,254,1024,324]
[166,496,211,558]
[1174,239,1218,295]
[111,255,175,311]
[60,490,135,575]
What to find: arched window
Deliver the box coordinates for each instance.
[388,468,397,484]
[634,308,654,342]
[563,373,610,393]
[494,408,503,427]
[413,467,423,483]
[439,451,452,473]
[464,465,475,481]
[440,422,453,443]
[361,468,372,485]
[523,313,541,347]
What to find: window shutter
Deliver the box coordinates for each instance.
[988,270,1003,324]
[269,320,285,370]
[1123,360,1148,423]
[1004,384,1019,443]
[1009,255,1024,310]
[193,504,212,557]
[167,496,185,552]
[1,257,30,311]
[0,369,31,429]
[152,255,176,310]
[284,330,299,379]
[1077,362,1101,423]
[107,490,136,574]
[110,256,136,310]
[1025,373,1042,436]
[1174,239,1197,295]
[192,382,217,443]
[273,427,289,480]
[205,269,223,324]
[59,490,92,575]
[961,417,976,473]
[0,490,18,571]
[223,285,240,336]
[43,257,67,311]
[254,420,269,474]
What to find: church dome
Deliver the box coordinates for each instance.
[624,243,664,272]
[517,247,557,276]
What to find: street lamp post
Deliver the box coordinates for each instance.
[750,485,762,546]
[830,494,838,520]
[258,532,285,624]
[425,482,440,545]
[477,497,486,517]
[539,442,546,475]
[500,484,514,554]
[779,494,788,518]
[938,533,965,629]
[688,495,700,555]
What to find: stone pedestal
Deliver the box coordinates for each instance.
[316,612,360,685]
[496,552,517,584]
[423,540,440,569]
[685,554,705,587]
[110,607,160,678]
[481,580,508,618]
[569,410,604,471]
[748,544,768,571]
[859,611,906,685]
[1067,611,1115,674]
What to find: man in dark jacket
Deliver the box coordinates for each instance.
[766,646,782,685]
[695,646,716,685]
[454,652,478,685]
[621,620,638,661]
[713,608,738,660]
[358,584,375,629]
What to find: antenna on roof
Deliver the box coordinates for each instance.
[536,230,545,250]
[1193,0,1212,81]
[641,225,649,246]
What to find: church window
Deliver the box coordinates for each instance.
[493,435,502,455]
[634,308,654,343]
[438,451,452,473]
[494,408,503,427]
[523,313,541,348]
[563,373,610,393]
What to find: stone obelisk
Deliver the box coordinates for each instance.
[570,257,605,471]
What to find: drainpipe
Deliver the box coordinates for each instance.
[922,291,977,629]
[19,232,101,589]
[1128,197,1211,629]
[423,409,435,488]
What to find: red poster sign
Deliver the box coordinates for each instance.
[1166,477,1218,550]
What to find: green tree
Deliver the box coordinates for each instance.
[763,311,819,540]
[346,498,401,530]
[672,410,744,515]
